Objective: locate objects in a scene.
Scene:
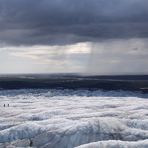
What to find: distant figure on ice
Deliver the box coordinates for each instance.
[30,139,33,147]
[3,104,10,107]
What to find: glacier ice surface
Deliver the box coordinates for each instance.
[0,89,148,148]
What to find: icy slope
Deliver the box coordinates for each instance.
[76,140,148,148]
[0,89,148,148]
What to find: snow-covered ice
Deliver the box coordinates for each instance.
[0,89,148,148]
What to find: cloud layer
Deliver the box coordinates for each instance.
[0,39,147,74]
[0,0,148,46]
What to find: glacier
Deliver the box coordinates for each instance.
[0,89,148,148]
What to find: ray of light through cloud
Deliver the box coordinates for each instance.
[0,0,148,74]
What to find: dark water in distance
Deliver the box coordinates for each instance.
[0,74,148,92]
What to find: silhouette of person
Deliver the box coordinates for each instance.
[8,104,9,107]
[4,104,5,107]
[30,139,33,147]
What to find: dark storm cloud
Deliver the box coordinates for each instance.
[0,0,148,46]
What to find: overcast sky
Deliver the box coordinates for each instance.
[0,0,148,74]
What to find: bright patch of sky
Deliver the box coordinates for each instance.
[0,38,148,74]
